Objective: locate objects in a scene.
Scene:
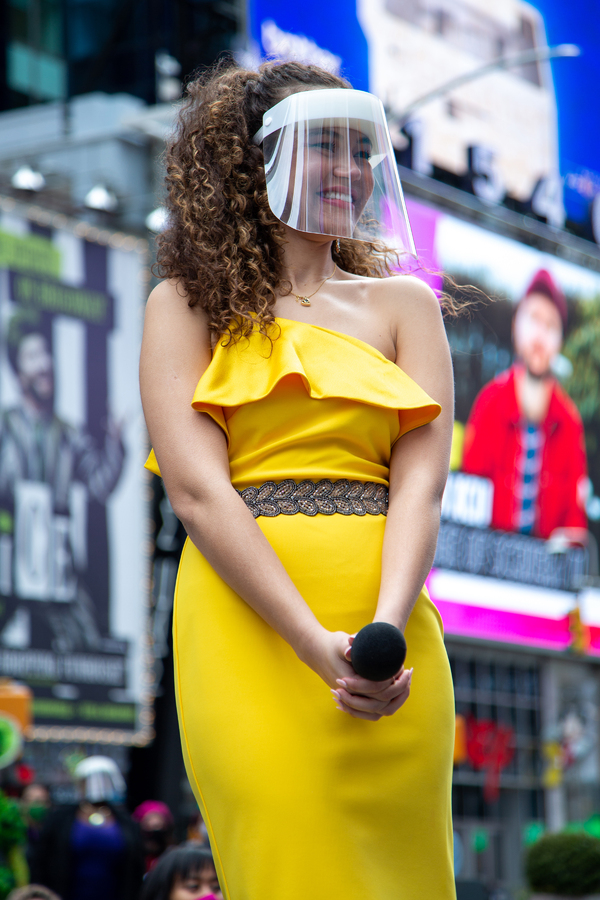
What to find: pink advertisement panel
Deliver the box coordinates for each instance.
[408,196,600,651]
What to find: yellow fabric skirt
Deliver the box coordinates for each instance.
[174,512,456,900]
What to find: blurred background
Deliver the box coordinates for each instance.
[0,1,600,898]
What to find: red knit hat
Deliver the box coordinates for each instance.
[523,268,567,330]
[132,799,174,826]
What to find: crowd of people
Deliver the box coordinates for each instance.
[4,756,222,900]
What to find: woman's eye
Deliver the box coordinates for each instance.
[310,141,335,153]
[355,150,371,161]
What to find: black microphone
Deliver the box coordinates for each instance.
[350,622,407,681]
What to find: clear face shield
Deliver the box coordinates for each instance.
[254,89,416,257]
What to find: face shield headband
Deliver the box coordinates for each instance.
[254,88,416,257]
[74,756,126,803]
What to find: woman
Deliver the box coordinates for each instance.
[140,845,222,900]
[140,61,456,900]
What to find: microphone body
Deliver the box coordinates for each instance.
[350,622,407,681]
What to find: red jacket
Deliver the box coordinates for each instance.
[462,365,587,539]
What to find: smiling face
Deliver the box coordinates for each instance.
[265,117,376,239]
[303,124,375,235]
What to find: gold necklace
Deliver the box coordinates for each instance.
[290,264,336,307]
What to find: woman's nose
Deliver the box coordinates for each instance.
[332,156,361,180]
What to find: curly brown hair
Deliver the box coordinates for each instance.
[155,60,467,341]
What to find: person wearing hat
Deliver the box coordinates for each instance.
[132,800,175,873]
[462,268,588,541]
[30,756,144,900]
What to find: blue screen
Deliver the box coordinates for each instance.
[529,1,600,225]
[247,0,369,91]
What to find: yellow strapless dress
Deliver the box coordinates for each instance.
[146,318,456,900]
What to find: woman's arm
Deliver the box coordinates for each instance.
[335,279,451,719]
[376,276,454,629]
[141,280,395,705]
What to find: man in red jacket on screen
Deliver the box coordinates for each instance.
[462,269,588,543]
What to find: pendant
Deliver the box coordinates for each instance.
[299,297,311,307]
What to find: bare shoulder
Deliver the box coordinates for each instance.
[146,276,187,307]
[376,275,443,345]
[340,270,440,316]
[328,270,443,363]
[355,274,443,347]
[144,279,210,350]
[146,278,209,328]
[141,279,212,391]
[373,273,441,317]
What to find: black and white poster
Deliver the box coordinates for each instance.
[0,199,151,741]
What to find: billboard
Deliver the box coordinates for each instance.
[0,197,152,743]
[401,195,600,653]
[247,0,600,243]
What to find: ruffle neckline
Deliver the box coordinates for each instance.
[193,316,439,415]
[145,317,441,476]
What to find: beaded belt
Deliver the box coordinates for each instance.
[237,479,388,518]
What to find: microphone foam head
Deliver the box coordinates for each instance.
[351,622,407,682]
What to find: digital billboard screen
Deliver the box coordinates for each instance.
[404,196,600,653]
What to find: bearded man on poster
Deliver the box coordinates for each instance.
[462,269,588,543]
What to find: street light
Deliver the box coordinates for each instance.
[145,207,170,233]
[155,51,182,103]
[11,165,45,191]
[84,184,118,213]
[394,44,581,126]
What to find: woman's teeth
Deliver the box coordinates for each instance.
[323,191,352,202]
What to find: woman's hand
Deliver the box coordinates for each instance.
[297,627,355,688]
[298,627,412,721]
[333,665,413,721]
